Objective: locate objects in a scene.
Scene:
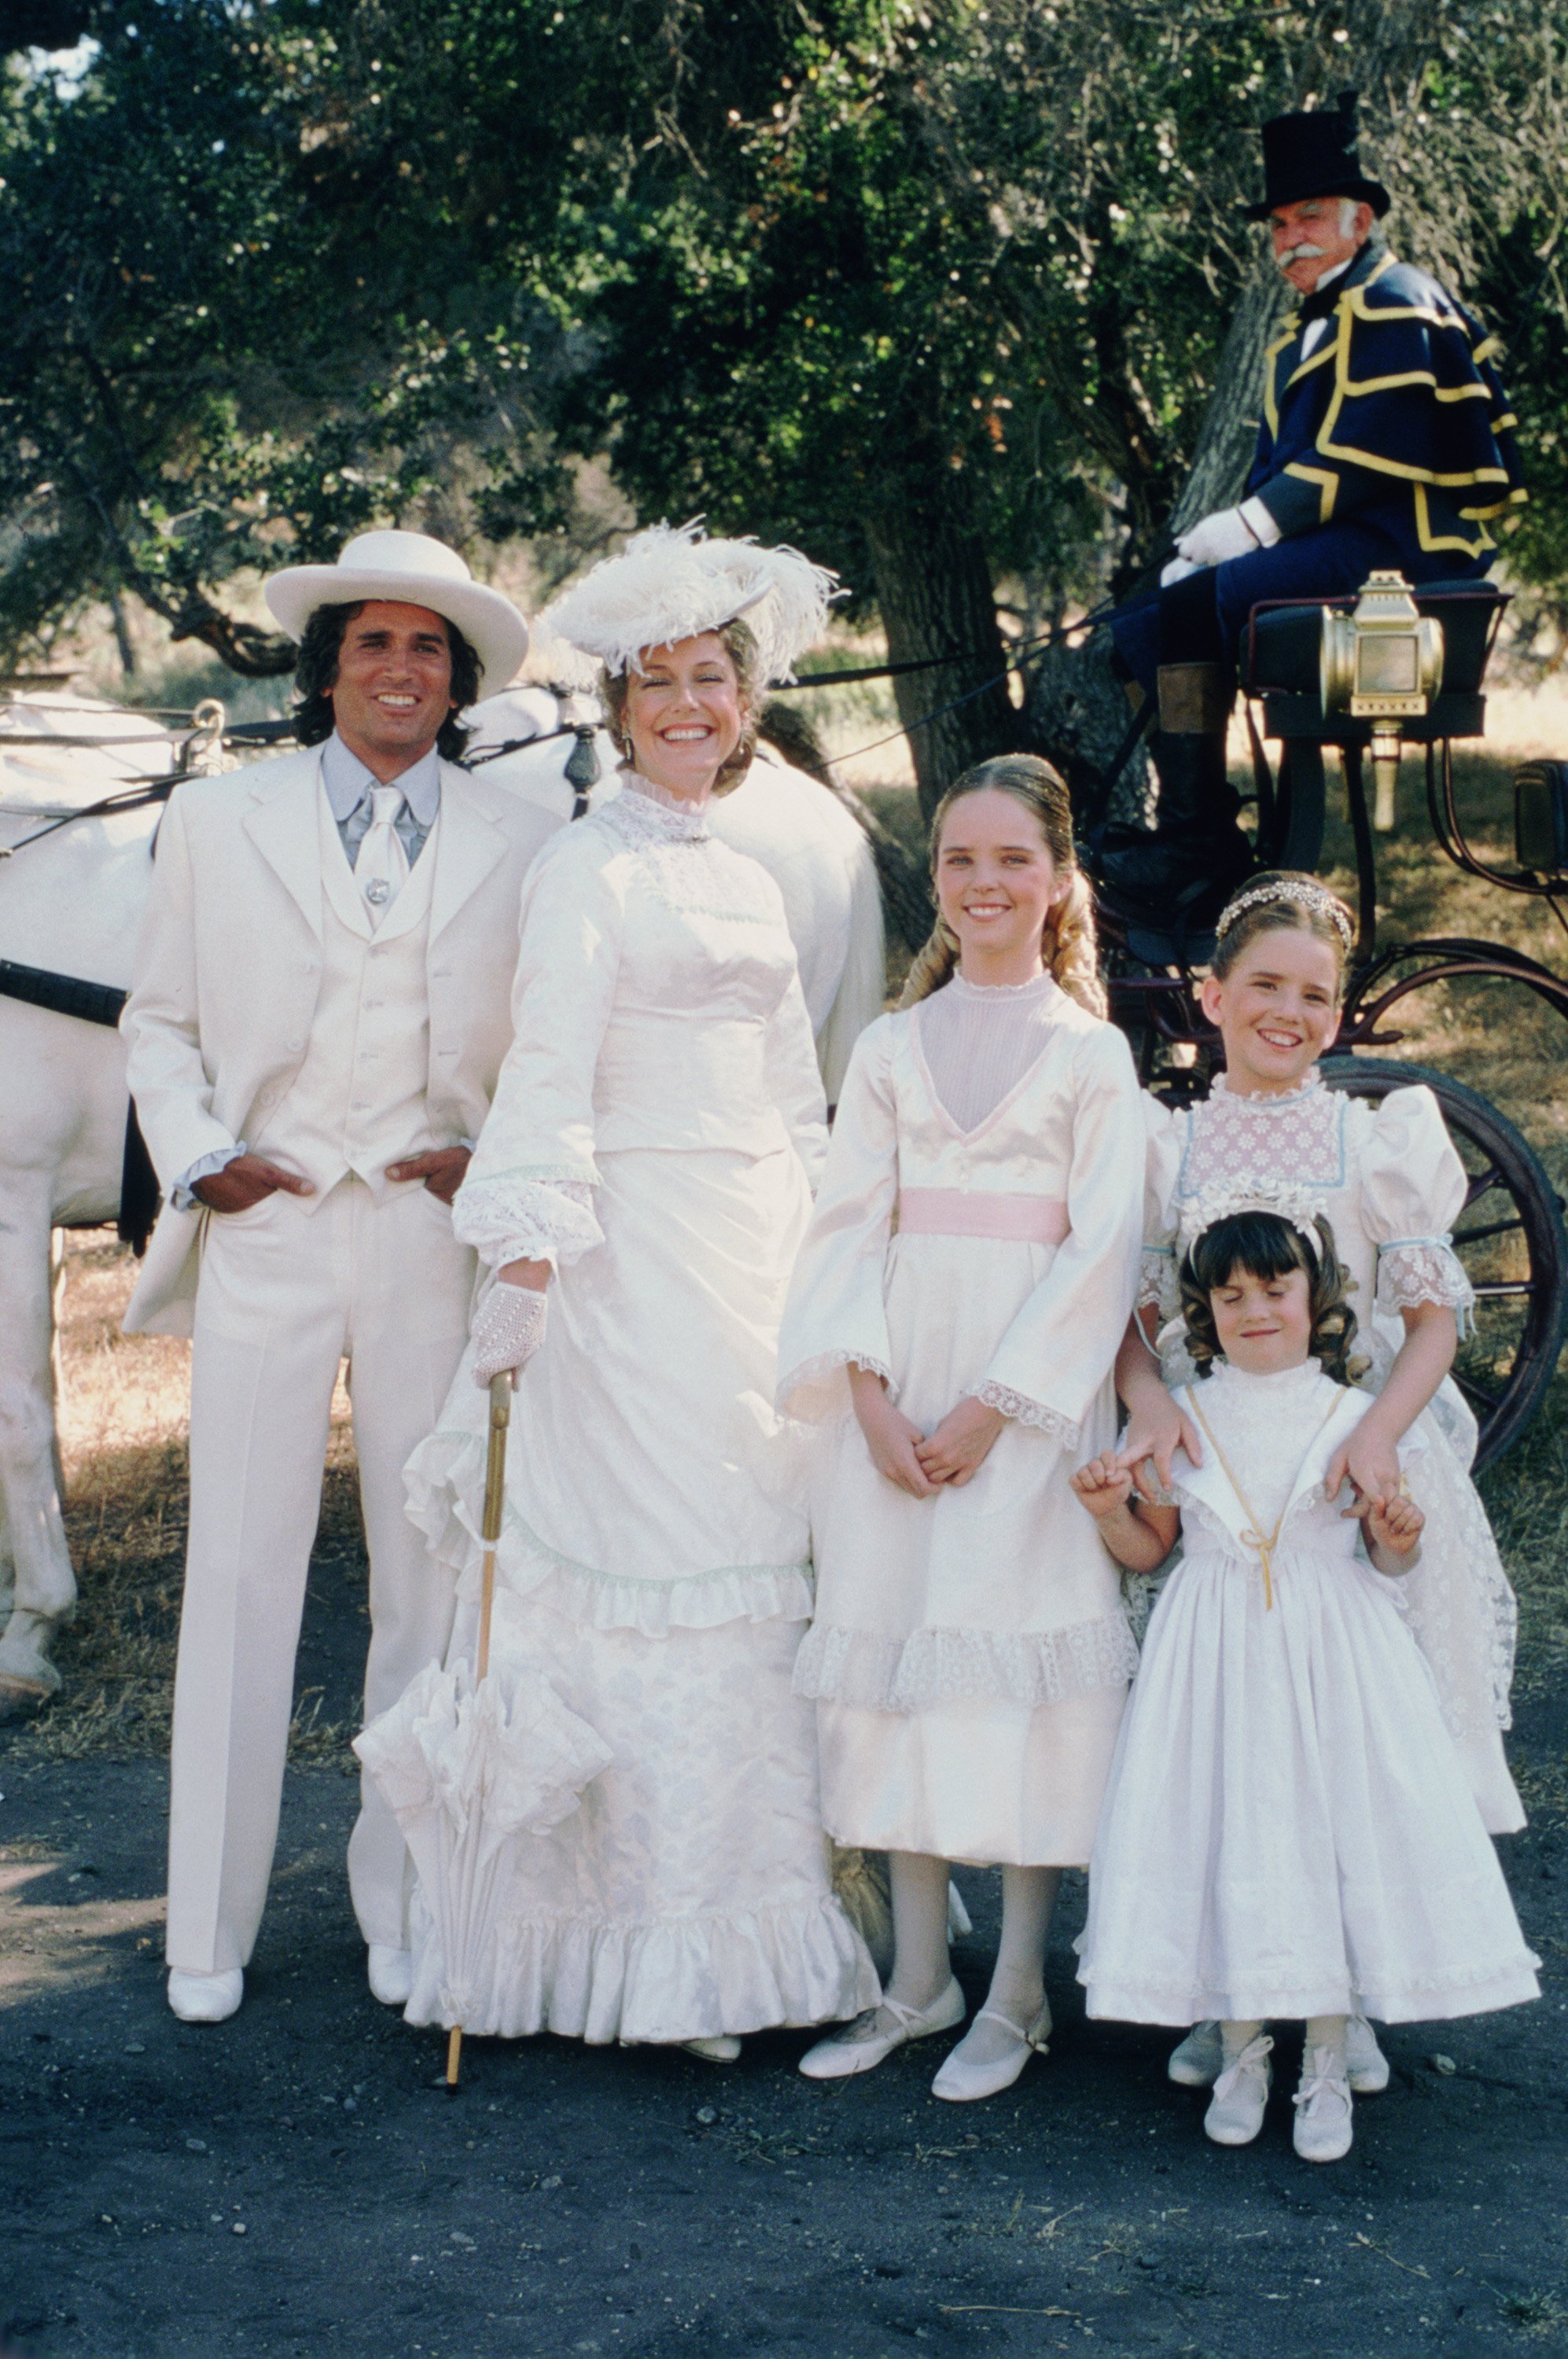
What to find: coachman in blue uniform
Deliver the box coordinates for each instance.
[1102,92,1526,922]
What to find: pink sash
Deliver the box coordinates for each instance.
[896,1189,1070,1246]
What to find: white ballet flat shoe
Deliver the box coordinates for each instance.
[680,2035,742,2063]
[1203,2033,1273,2147]
[1293,2047,1354,2162]
[1168,2020,1223,2087]
[367,1945,414,2007]
[930,2000,1051,2103]
[797,1978,966,2081]
[1345,2014,1389,2094]
[167,1967,244,2024]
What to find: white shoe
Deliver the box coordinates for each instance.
[1168,2020,1223,2087]
[1203,2033,1273,2146]
[798,1978,966,2081]
[367,1945,414,2007]
[167,1967,244,2024]
[681,2035,742,2063]
[930,2000,1051,2103]
[1345,2014,1389,2094]
[1293,2046,1354,2162]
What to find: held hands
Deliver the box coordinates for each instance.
[387,1146,473,1205]
[193,1154,313,1213]
[1112,1380,1201,1503]
[1365,1489,1425,1566]
[1069,1454,1135,1521]
[1325,1411,1404,1518]
[914,1397,1007,1489]
[470,1273,549,1389]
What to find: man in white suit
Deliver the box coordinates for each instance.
[123,531,556,2023]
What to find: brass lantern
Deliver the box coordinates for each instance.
[1320,572,1445,832]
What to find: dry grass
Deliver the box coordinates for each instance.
[10,743,1568,1795]
[12,1238,363,1768]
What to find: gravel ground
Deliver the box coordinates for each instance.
[3,1622,1566,2359]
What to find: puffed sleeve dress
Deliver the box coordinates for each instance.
[1141,1069,1522,1833]
[399,777,877,2045]
[777,970,1146,1868]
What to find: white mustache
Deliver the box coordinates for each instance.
[1279,241,1333,266]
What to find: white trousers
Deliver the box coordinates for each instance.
[166,1178,473,1974]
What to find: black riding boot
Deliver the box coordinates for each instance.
[1094,662,1251,921]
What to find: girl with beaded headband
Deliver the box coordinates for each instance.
[1075,1203,1537,2165]
[1110,869,1524,2099]
[392,523,882,2060]
[777,756,1147,2103]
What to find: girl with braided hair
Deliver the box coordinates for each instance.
[777,757,1146,2101]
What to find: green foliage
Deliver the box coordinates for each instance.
[0,2,1564,677]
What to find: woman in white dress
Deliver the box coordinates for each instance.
[400,524,878,2054]
[1076,1201,1538,2164]
[777,759,1146,2101]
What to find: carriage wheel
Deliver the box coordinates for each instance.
[1321,1056,1568,1469]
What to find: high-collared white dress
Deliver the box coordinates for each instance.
[399,776,876,2044]
[1139,1070,1522,1832]
[1078,1359,1539,2027]
[777,970,1146,1866]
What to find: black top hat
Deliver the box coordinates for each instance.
[1243,90,1390,221]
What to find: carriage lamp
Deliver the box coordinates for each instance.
[1320,572,1445,833]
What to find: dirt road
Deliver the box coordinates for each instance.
[4,1661,1565,2359]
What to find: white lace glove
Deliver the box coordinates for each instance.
[1175,505,1264,569]
[471,1283,548,1389]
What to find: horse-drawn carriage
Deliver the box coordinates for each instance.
[1091,572,1568,1470]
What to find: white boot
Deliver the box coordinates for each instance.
[1168,2020,1223,2087]
[1294,2046,1354,2162]
[367,1945,414,2007]
[1203,2032,1273,2146]
[798,1980,966,2081]
[167,1967,244,2024]
[930,2000,1051,2103]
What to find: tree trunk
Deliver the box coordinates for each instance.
[864,472,1018,820]
[1169,261,1293,533]
[1028,261,1292,817]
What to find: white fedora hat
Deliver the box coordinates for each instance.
[265,529,528,690]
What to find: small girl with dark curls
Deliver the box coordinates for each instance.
[1073,1205,1537,2164]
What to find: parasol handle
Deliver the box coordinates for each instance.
[476,1374,512,1684]
[446,2026,463,2090]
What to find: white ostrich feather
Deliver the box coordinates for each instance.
[539,521,839,685]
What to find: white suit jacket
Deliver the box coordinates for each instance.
[121,745,558,1334]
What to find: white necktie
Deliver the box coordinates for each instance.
[353,786,410,926]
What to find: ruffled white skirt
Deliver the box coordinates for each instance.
[401,1141,875,2042]
[1077,1544,1540,2027]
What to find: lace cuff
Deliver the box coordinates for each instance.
[964,1381,1080,1449]
[1137,1246,1180,1321]
[1377,1238,1476,1337]
[777,1349,896,1421]
[453,1168,602,1271]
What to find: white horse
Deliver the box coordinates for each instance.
[0,690,203,1711]
[0,686,885,1713]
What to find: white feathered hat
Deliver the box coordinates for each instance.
[265,529,528,690]
[539,521,839,686]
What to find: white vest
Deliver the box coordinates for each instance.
[250,786,440,1206]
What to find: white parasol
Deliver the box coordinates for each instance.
[354,1377,611,2088]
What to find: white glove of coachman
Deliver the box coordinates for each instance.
[471,1283,548,1389]
[1175,499,1276,571]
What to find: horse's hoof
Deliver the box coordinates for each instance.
[0,1673,54,1723]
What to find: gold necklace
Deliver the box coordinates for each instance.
[1183,1379,1346,1611]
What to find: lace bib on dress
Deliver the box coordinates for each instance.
[915,970,1066,1135]
[1179,1069,1344,1193]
